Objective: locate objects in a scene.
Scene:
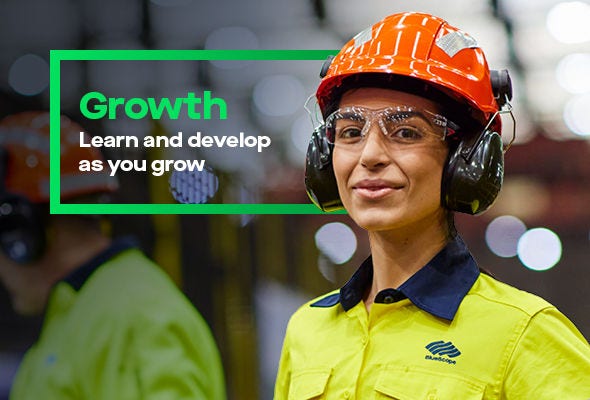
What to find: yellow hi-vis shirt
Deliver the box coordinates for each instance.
[10,239,226,400]
[275,236,590,399]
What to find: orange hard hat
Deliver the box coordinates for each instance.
[317,12,502,132]
[0,111,118,203]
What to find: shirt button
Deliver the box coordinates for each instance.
[383,295,395,304]
[361,336,368,345]
[344,390,351,398]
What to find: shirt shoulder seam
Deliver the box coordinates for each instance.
[470,276,553,317]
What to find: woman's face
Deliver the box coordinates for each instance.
[332,87,449,233]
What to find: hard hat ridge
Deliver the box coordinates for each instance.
[316,12,500,132]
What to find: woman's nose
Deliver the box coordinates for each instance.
[359,123,391,169]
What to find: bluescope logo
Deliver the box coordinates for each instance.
[425,341,461,365]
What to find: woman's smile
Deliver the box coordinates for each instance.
[352,178,404,200]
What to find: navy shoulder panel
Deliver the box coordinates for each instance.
[310,292,340,308]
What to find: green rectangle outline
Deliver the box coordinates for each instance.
[49,49,342,215]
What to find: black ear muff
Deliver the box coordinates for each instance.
[0,147,46,264]
[442,130,504,215]
[490,69,513,107]
[304,54,339,212]
[0,194,46,264]
[304,125,343,212]
[441,69,512,214]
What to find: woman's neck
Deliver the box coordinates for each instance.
[364,221,450,310]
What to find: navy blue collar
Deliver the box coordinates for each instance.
[338,235,479,320]
[62,237,138,291]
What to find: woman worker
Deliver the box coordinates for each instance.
[275,12,590,399]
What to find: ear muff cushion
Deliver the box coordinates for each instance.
[442,131,504,215]
[304,126,343,212]
[0,195,46,264]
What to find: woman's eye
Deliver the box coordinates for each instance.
[391,127,423,140]
[337,126,363,140]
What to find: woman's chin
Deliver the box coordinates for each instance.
[348,208,403,232]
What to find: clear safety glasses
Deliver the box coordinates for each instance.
[324,106,459,150]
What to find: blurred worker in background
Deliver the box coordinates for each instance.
[276,12,590,399]
[0,111,226,399]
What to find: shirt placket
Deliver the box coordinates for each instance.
[340,301,371,399]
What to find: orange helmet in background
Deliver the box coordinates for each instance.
[0,111,118,203]
[0,111,117,263]
[316,12,508,132]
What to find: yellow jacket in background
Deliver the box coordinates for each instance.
[11,240,226,400]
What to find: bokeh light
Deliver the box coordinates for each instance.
[169,167,219,204]
[517,228,562,271]
[485,215,527,258]
[563,94,590,137]
[314,222,357,265]
[8,54,49,96]
[556,53,590,94]
[546,1,590,44]
[205,26,259,69]
[286,115,314,166]
[253,75,305,117]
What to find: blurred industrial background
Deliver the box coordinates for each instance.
[1,0,589,399]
